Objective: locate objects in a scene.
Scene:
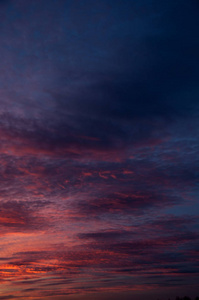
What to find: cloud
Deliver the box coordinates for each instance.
[0,0,198,299]
[0,200,51,234]
[78,230,133,241]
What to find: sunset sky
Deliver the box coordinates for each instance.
[0,0,199,299]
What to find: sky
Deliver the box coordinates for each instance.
[0,0,199,299]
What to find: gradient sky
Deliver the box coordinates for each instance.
[0,0,199,299]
